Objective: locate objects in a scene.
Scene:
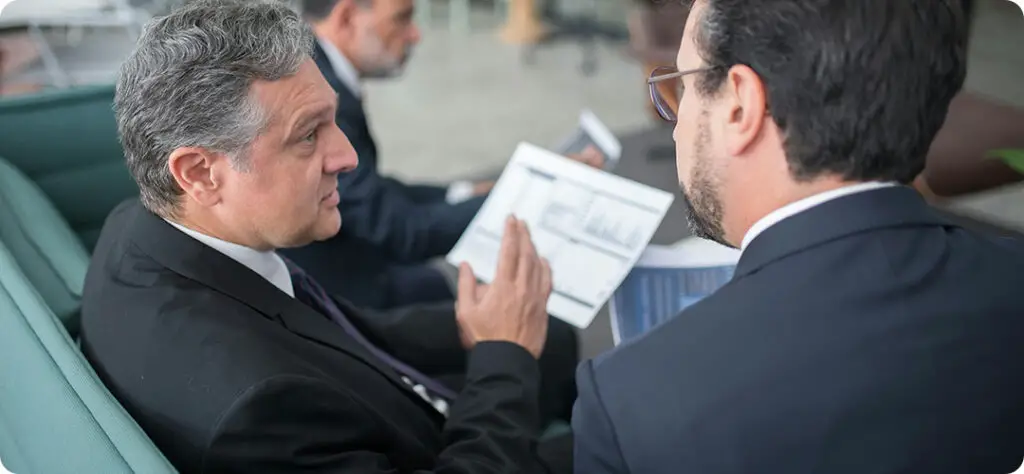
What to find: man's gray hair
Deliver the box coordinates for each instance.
[115,0,314,217]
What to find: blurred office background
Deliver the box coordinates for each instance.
[1,0,1022,226]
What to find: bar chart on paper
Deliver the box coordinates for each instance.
[447,142,674,328]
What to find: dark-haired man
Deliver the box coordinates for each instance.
[573,1,1024,473]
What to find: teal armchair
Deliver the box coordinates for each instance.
[0,85,138,251]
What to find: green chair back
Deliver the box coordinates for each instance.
[0,155,89,335]
[0,85,138,251]
[0,241,176,473]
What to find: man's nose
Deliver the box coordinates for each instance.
[325,125,359,174]
[408,24,421,45]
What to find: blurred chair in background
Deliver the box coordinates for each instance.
[626,0,687,121]
[917,91,1024,199]
[0,0,148,88]
[501,0,628,76]
[0,84,138,250]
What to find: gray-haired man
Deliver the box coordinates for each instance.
[79,1,572,472]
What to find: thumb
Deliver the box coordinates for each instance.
[457,263,478,304]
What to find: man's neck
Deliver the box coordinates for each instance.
[169,213,273,252]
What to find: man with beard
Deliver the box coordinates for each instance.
[572,1,1024,473]
[285,0,603,310]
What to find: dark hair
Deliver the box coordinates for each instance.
[301,0,371,21]
[300,0,339,20]
[692,0,970,184]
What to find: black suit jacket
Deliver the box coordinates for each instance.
[80,200,550,473]
[573,186,1024,474]
[282,43,486,306]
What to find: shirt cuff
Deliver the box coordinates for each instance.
[446,180,476,205]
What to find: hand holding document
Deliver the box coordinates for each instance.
[447,142,674,329]
[610,237,740,345]
[556,109,623,171]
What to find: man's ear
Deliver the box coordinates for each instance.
[167,147,225,207]
[722,64,769,157]
[330,0,362,29]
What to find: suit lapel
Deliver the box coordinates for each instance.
[274,298,445,422]
[312,41,347,96]
[126,202,444,418]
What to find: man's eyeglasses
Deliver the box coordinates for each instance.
[647,66,717,122]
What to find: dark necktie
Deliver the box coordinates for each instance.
[283,259,459,401]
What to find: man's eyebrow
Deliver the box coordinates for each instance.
[394,6,414,21]
[291,99,337,132]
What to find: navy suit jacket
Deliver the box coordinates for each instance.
[573,186,1024,474]
[282,43,486,307]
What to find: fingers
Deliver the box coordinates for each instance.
[539,257,553,298]
[494,216,521,282]
[457,262,478,304]
[582,146,606,167]
[517,219,540,286]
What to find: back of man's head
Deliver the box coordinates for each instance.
[115,0,315,217]
[696,0,969,184]
[301,0,344,21]
[672,0,970,246]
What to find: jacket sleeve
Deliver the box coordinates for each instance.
[202,343,547,473]
[572,359,629,474]
[344,299,469,375]
[381,176,451,204]
[336,115,486,263]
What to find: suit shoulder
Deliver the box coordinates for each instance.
[83,267,315,383]
[592,281,742,377]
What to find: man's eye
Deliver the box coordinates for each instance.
[303,129,318,143]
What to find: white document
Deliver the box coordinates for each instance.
[609,238,740,345]
[555,109,623,171]
[446,142,675,329]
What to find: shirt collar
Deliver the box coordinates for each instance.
[316,36,361,98]
[163,219,294,298]
[741,181,899,251]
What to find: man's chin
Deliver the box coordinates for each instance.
[315,212,342,241]
[283,214,341,248]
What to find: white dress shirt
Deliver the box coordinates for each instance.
[164,219,450,416]
[741,181,898,251]
[164,219,294,297]
[315,36,475,205]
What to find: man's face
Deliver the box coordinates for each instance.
[351,0,420,77]
[673,1,730,247]
[218,59,358,249]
